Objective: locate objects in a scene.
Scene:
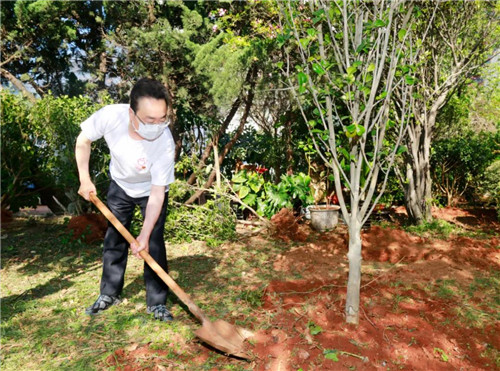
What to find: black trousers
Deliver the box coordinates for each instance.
[100,180,169,307]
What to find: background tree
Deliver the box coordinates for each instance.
[0,0,105,97]
[280,0,417,324]
[395,1,499,224]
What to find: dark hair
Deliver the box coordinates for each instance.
[130,78,173,117]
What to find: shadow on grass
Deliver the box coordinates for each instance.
[1,263,102,322]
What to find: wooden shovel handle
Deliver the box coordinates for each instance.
[89,193,209,324]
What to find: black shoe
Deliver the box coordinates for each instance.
[85,294,121,315]
[147,304,174,322]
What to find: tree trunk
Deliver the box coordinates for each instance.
[185,65,258,204]
[402,115,433,224]
[345,220,363,324]
[186,96,242,185]
[284,111,294,175]
[0,68,37,103]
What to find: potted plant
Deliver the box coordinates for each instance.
[308,166,341,231]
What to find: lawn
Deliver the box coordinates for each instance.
[1,207,499,370]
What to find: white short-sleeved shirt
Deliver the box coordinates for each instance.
[80,104,175,198]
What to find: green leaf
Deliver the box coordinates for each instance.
[347,65,357,75]
[309,322,323,335]
[232,172,247,183]
[307,28,317,37]
[297,72,307,86]
[299,37,310,48]
[238,185,250,199]
[434,348,449,362]
[405,75,416,85]
[249,181,262,193]
[312,63,325,76]
[243,193,257,207]
[341,91,354,101]
[398,29,407,42]
[276,61,283,69]
[367,63,375,72]
[345,124,365,138]
[373,19,386,28]
[396,145,408,154]
[339,147,349,158]
[376,91,387,100]
[324,349,339,361]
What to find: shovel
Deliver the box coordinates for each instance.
[89,193,253,358]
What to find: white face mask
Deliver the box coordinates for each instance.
[134,121,167,141]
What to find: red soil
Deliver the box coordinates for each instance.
[67,213,108,243]
[103,207,500,370]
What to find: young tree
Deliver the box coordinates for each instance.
[396,1,499,224]
[280,0,417,324]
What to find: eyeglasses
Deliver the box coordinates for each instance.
[134,111,169,126]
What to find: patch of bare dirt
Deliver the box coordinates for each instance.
[100,207,499,371]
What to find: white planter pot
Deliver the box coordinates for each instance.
[309,205,341,231]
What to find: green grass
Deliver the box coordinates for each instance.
[404,219,457,239]
[1,216,285,370]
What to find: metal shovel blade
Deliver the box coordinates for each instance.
[195,320,253,359]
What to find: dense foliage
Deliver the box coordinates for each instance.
[431,130,499,206]
[1,91,112,213]
[1,0,498,230]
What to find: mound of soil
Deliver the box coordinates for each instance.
[67,213,108,243]
[1,208,13,224]
[271,208,309,242]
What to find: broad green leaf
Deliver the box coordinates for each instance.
[376,91,388,100]
[373,19,386,28]
[276,61,283,69]
[347,65,357,75]
[249,181,262,193]
[309,323,323,335]
[298,72,307,86]
[238,185,250,199]
[232,172,247,183]
[339,147,349,158]
[398,29,407,42]
[367,63,375,72]
[341,91,354,101]
[300,37,310,48]
[243,193,257,207]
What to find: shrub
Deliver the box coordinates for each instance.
[130,181,237,245]
[431,130,498,207]
[1,91,113,213]
[477,159,500,219]
[231,171,314,218]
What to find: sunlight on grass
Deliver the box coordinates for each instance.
[1,217,286,370]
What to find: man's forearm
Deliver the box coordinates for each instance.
[75,132,92,181]
[141,185,166,238]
